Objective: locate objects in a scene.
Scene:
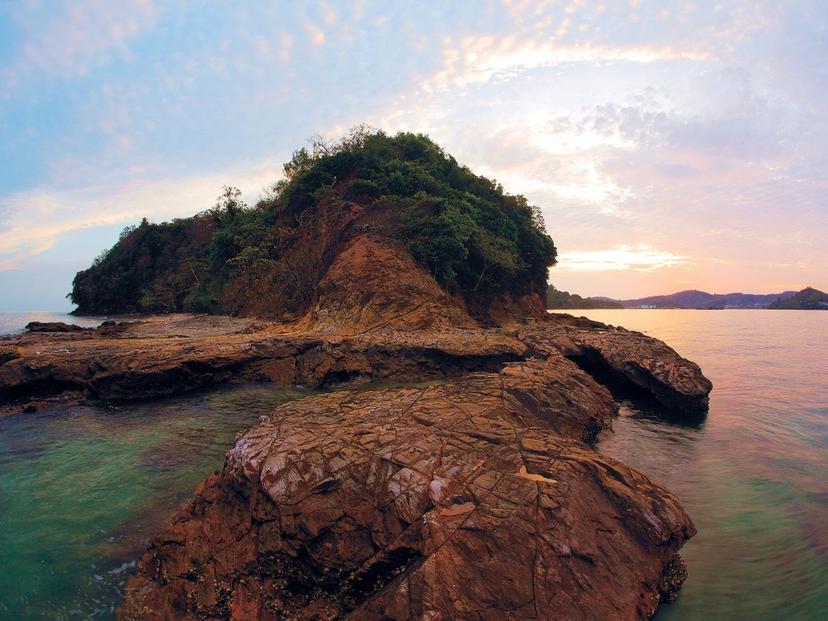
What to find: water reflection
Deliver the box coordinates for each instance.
[573,309,828,620]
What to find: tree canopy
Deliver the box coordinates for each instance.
[71,128,557,318]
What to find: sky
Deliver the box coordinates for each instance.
[1,0,826,311]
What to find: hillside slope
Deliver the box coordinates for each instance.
[71,129,556,325]
[546,286,623,309]
[767,287,828,309]
[619,289,798,309]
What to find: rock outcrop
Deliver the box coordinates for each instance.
[0,315,524,410]
[2,132,721,619]
[24,321,90,332]
[303,234,477,334]
[523,314,712,415]
[119,360,693,620]
[0,231,714,619]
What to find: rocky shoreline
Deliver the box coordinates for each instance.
[1,310,711,619]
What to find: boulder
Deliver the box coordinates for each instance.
[119,359,694,620]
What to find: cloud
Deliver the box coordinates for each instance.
[0,162,283,272]
[556,245,689,272]
[279,32,295,63]
[422,35,713,93]
[1,0,158,90]
[305,22,326,47]
[1,0,826,300]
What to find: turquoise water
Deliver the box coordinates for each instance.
[572,310,828,620]
[0,310,825,619]
[0,385,308,619]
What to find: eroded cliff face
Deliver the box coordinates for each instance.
[0,229,713,619]
[301,234,478,334]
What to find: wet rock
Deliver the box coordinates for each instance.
[658,554,690,604]
[25,321,90,333]
[119,360,693,620]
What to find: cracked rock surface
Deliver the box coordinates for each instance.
[119,358,696,620]
[1,303,711,619]
[0,315,525,415]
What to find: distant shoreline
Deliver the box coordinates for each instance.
[547,286,828,311]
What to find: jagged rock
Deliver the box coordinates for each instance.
[524,314,713,415]
[119,360,693,620]
[0,313,710,420]
[1,260,712,620]
[0,346,21,366]
[0,316,526,407]
[302,234,477,334]
[657,554,690,604]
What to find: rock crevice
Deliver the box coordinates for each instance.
[1,257,713,620]
[119,359,695,620]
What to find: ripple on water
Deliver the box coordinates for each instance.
[581,309,828,621]
[0,385,308,619]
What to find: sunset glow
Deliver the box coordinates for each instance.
[1,1,826,309]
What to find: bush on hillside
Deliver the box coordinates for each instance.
[70,128,557,318]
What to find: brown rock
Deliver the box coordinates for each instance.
[525,314,713,415]
[0,232,713,618]
[119,360,693,620]
[302,234,478,334]
[0,315,526,407]
[0,346,21,366]
[25,321,90,333]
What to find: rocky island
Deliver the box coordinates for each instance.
[0,130,712,619]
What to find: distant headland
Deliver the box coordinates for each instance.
[547,286,828,310]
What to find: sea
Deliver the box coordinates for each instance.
[0,309,826,619]
[0,312,109,335]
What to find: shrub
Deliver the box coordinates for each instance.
[71,129,557,317]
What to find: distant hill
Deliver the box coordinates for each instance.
[546,287,826,310]
[546,286,623,309]
[617,289,799,309]
[767,287,828,310]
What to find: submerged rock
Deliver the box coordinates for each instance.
[119,360,694,620]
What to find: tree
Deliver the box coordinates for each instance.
[215,186,245,219]
[71,128,557,318]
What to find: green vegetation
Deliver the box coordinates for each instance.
[71,128,557,318]
[545,286,623,309]
[767,287,828,310]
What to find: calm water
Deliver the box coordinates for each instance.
[0,310,825,619]
[0,312,108,336]
[0,385,308,619]
[564,310,827,620]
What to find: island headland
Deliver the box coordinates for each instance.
[547,286,828,310]
[0,130,712,620]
